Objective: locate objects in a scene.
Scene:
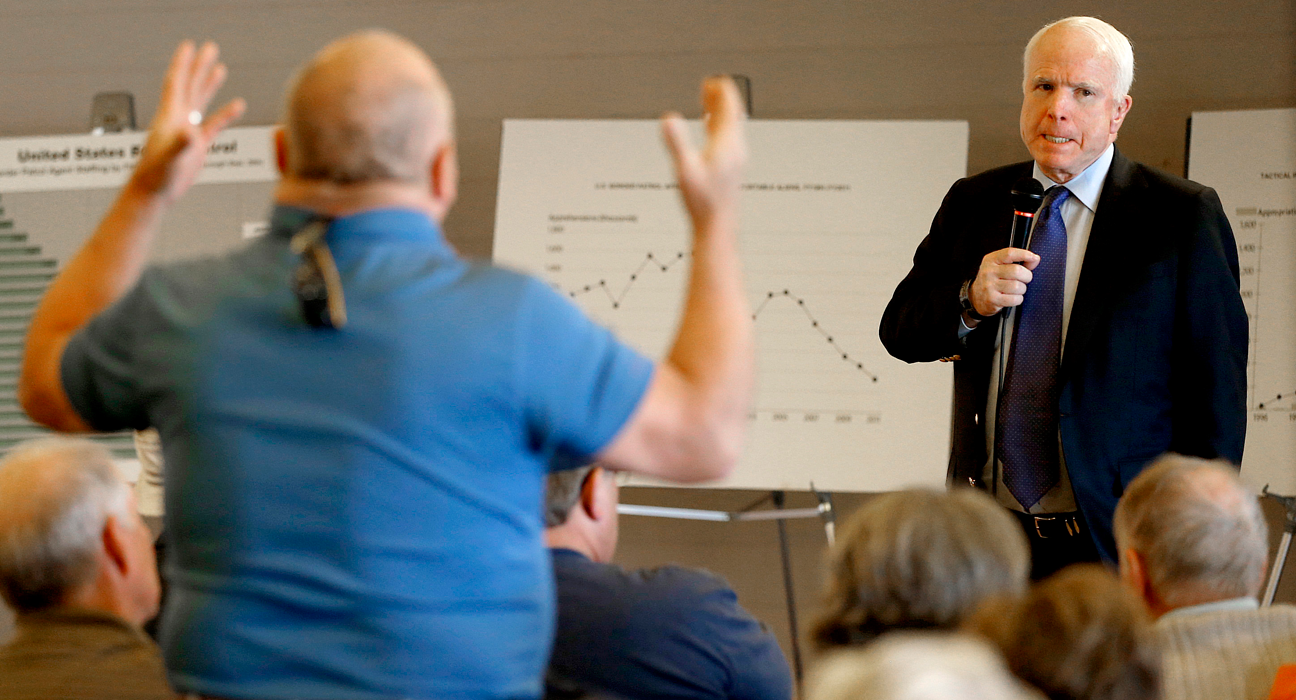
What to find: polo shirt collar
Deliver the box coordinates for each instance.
[1032,143,1114,213]
[268,204,453,255]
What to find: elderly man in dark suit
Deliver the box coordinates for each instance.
[880,16,1248,578]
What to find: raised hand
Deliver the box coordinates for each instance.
[129,41,246,204]
[660,76,747,236]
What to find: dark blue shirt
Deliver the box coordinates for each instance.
[548,548,793,700]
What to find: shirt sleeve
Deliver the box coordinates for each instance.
[516,277,654,471]
[59,275,158,433]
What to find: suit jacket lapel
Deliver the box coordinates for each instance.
[1060,148,1137,379]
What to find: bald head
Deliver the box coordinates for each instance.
[284,30,454,185]
[1114,454,1267,608]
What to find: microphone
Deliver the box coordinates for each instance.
[1009,177,1044,249]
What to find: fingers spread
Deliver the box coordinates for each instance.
[700,76,746,164]
[160,41,196,115]
[660,112,699,180]
[189,42,221,108]
[201,98,247,141]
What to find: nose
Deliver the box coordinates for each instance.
[1045,91,1070,121]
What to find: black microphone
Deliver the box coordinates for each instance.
[1009,177,1044,249]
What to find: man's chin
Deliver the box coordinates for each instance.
[1030,149,1087,184]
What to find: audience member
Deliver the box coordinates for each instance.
[966,564,1160,700]
[1113,453,1296,700]
[806,631,1043,700]
[544,465,792,700]
[0,437,171,700]
[16,32,753,700]
[811,488,1028,650]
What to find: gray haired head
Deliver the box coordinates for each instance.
[1113,453,1267,605]
[812,488,1030,650]
[0,438,130,611]
[1024,16,1136,98]
[544,465,597,528]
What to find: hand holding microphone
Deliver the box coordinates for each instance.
[964,178,1044,324]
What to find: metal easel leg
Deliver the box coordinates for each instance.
[1261,486,1296,607]
[772,490,804,686]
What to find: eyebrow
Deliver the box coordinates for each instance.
[1028,75,1104,94]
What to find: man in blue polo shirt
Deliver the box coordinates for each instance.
[18,31,753,700]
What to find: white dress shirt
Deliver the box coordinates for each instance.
[974,144,1116,513]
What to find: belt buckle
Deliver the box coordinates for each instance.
[1033,516,1054,538]
[1033,515,1080,538]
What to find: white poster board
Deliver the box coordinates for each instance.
[494,120,966,492]
[0,127,278,466]
[1189,108,1296,494]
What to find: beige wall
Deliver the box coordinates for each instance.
[0,0,1292,680]
[0,1,1290,258]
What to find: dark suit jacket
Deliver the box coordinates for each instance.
[879,148,1248,559]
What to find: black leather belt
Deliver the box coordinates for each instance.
[1013,510,1084,539]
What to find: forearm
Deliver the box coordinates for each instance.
[662,214,755,471]
[40,180,166,332]
[19,180,166,429]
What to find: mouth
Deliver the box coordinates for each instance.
[1044,135,1071,144]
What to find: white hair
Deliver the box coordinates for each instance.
[1024,16,1135,98]
[1114,454,1267,605]
[0,438,131,611]
[807,632,1044,700]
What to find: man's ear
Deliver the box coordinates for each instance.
[1119,547,1156,609]
[101,515,131,578]
[1109,94,1133,137]
[579,468,603,521]
[428,140,459,222]
[273,127,289,176]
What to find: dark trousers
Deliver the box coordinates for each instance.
[1009,509,1102,580]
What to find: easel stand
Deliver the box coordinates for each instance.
[1262,486,1296,606]
[617,488,836,687]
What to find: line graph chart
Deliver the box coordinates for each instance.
[560,251,880,382]
[564,251,687,308]
[1257,390,1296,412]
[752,289,879,382]
[1189,108,1296,493]
[494,119,967,491]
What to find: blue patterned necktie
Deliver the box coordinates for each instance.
[996,186,1070,509]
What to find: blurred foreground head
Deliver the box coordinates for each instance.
[812,488,1029,650]
[0,438,159,626]
[967,564,1160,700]
[807,632,1043,700]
